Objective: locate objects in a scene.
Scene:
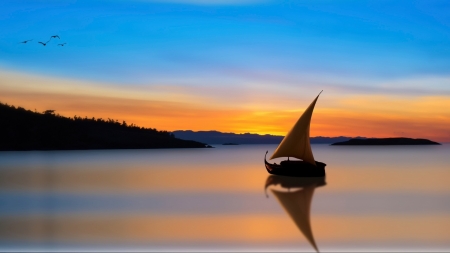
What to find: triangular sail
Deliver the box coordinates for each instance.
[271,186,318,252]
[270,91,322,165]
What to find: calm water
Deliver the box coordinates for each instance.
[0,144,449,252]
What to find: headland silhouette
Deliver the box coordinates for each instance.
[0,102,208,151]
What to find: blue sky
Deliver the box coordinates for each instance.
[1,0,450,85]
[1,0,450,140]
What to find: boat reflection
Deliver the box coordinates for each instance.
[265,175,326,252]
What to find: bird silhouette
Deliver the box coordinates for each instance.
[50,35,60,39]
[19,39,33,44]
[38,41,48,46]
[58,43,66,46]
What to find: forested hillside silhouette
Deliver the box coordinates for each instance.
[0,102,207,150]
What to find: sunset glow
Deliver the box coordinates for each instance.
[1,1,450,142]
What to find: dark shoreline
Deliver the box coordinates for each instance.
[0,102,208,151]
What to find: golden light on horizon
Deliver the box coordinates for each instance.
[1,69,449,142]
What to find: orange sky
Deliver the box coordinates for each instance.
[1,69,449,142]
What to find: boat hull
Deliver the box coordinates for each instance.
[265,151,326,177]
[265,175,326,190]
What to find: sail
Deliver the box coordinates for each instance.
[270,91,322,165]
[271,186,318,252]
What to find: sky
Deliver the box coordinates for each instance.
[1,0,449,141]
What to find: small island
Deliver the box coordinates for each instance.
[331,137,441,146]
[0,102,208,151]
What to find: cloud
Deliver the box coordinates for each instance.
[154,52,450,98]
[2,68,450,142]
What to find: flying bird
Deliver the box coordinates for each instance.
[38,41,48,46]
[50,35,60,39]
[19,39,33,44]
[58,43,66,46]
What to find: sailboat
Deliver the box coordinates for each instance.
[265,175,326,252]
[264,91,326,177]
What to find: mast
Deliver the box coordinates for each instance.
[270,91,322,166]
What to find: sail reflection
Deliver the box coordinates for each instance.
[265,175,326,252]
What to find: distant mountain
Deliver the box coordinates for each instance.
[0,102,208,151]
[173,130,362,144]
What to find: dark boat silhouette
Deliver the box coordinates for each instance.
[264,91,326,177]
[265,175,326,252]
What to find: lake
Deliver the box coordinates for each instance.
[0,144,449,252]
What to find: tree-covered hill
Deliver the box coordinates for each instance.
[0,102,208,151]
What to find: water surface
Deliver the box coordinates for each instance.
[1,144,449,252]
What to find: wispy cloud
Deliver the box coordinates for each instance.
[2,68,450,141]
